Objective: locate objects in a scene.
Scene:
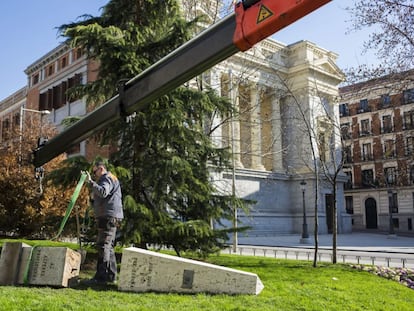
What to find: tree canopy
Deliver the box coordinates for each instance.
[0,116,88,238]
[56,0,245,256]
[345,0,414,82]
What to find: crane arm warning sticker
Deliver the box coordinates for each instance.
[257,5,274,24]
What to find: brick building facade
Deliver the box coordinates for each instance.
[339,70,414,234]
[0,44,111,161]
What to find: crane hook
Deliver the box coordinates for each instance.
[34,166,45,195]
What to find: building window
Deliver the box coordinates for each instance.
[383,139,395,158]
[1,118,10,141]
[32,73,39,85]
[362,169,374,187]
[344,171,353,189]
[74,48,83,60]
[61,56,67,69]
[360,119,370,136]
[409,166,414,184]
[412,193,414,209]
[345,196,354,214]
[403,88,414,105]
[362,143,372,161]
[358,99,370,113]
[385,167,397,185]
[406,137,414,156]
[381,115,392,133]
[14,113,20,126]
[391,192,398,213]
[47,65,54,77]
[381,94,391,108]
[389,192,398,214]
[339,103,349,117]
[403,111,414,130]
[341,123,351,140]
[393,218,399,228]
[343,145,353,164]
[39,74,82,110]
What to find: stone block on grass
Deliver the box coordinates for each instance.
[118,247,264,295]
[26,246,81,287]
[0,242,31,285]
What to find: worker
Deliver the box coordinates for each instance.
[84,161,123,285]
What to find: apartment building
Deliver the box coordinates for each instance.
[339,70,414,234]
[0,43,111,161]
[0,87,26,143]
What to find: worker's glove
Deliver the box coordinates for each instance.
[82,170,92,183]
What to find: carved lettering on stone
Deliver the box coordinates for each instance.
[118,247,264,295]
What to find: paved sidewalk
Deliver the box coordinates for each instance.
[225,232,414,268]
[236,232,414,253]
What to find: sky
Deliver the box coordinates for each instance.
[0,0,377,100]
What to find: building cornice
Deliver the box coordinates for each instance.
[24,43,70,75]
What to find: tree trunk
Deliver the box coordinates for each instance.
[313,174,319,267]
[332,179,338,264]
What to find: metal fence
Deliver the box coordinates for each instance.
[224,245,414,269]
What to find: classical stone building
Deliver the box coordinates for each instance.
[0,2,351,237]
[339,70,414,235]
[208,39,350,237]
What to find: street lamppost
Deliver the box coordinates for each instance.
[19,107,50,135]
[300,180,310,244]
[387,188,396,237]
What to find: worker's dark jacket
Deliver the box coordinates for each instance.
[90,172,123,220]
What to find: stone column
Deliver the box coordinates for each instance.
[271,95,284,172]
[209,70,222,148]
[250,84,265,170]
[229,71,243,168]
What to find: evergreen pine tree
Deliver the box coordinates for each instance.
[58,0,247,256]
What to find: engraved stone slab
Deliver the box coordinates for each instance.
[118,247,264,295]
[27,247,81,287]
[0,242,31,285]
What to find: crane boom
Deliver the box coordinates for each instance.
[33,0,331,167]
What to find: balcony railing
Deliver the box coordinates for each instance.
[383,152,396,159]
[357,107,371,114]
[403,123,414,131]
[362,154,374,161]
[381,126,393,134]
[344,181,353,190]
[359,130,371,137]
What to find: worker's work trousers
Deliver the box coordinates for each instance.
[94,217,119,283]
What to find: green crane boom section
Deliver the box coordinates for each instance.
[33,0,331,167]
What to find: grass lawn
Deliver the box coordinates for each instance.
[1,240,413,310]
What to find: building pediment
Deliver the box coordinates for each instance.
[313,58,345,81]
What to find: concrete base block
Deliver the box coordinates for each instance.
[118,247,264,295]
[27,247,81,287]
[0,242,31,285]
